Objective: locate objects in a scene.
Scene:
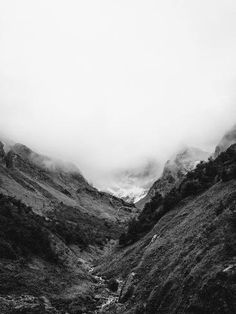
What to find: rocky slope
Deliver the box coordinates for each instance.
[136,147,209,209]
[95,144,236,313]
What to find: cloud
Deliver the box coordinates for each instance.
[0,0,236,189]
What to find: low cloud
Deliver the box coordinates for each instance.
[0,1,236,189]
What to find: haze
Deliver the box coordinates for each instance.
[0,0,236,188]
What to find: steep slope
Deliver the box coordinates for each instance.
[0,193,98,314]
[95,144,236,314]
[136,147,209,209]
[214,125,236,157]
[0,141,137,313]
[0,141,136,247]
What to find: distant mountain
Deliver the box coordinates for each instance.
[136,147,210,209]
[106,160,159,203]
[214,124,236,157]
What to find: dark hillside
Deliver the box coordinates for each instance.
[120,144,236,246]
[0,194,56,261]
[0,194,100,313]
[95,146,236,313]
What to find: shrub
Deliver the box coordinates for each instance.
[163,188,181,211]
[180,179,202,198]
[107,278,119,292]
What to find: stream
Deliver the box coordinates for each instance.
[87,265,123,313]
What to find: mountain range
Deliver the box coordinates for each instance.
[0,125,235,313]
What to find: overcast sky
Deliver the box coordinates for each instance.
[0,0,236,187]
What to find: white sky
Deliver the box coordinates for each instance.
[0,0,236,186]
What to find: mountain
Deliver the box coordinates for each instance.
[1,132,236,313]
[214,124,236,157]
[136,147,210,209]
[107,160,159,203]
[95,143,236,313]
[0,140,136,313]
[0,141,136,221]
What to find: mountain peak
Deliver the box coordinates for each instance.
[136,146,210,209]
[163,146,210,178]
[214,124,236,157]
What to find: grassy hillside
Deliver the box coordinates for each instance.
[0,142,136,248]
[95,146,236,313]
[0,142,137,313]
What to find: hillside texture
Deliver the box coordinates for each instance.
[0,138,236,313]
[95,145,236,313]
[0,142,136,246]
[0,141,136,313]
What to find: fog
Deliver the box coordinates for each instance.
[0,0,236,188]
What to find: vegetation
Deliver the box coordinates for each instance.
[120,144,236,246]
[107,278,119,292]
[119,192,163,245]
[46,218,89,250]
[0,193,108,262]
[47,203,123,249]
[0,194,56,262]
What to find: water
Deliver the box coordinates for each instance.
[88,264,123,313]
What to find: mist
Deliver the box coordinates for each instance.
[0,0,236,189]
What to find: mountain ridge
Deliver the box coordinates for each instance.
[1,126,236,313]
[136,147,210,209]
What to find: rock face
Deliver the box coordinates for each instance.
[214,125,236,157]
[136,147,209,209]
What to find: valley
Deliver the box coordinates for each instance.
[0,126,236,313]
